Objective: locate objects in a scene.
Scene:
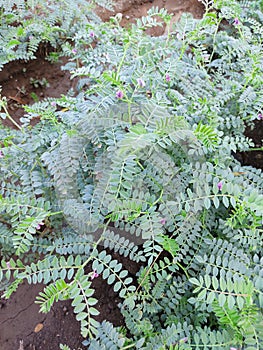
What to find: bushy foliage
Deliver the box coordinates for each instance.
[0,0,263,349]
[0,0,113,68]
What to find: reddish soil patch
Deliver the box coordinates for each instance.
[237,120,263,169]
[0,254,139,350]
[0,277,127,350]
[98,0,204,36]
[0,55,76,129]
[0,282,84,350]
[98,0,204,21]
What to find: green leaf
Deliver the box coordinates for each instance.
[67,268,75,280]
[237,296,244,309]
[76,312,88,321]
[119,270,128,278]
[227,295,235,309]
[220,277,227,291]
[213,196,220,209]
[74,302,86,313]
[212,276,219,290]
[89,307,99,316]
[87,298,97,306]
[197,289,207,301]
[159,235,179,256]
[84,289,95,298]
[204,197,211,209]
[114,281,122,293]
[204,275,211,289]
[189,278,201,286]
[207,291,216,303]
[136,338,145,348]
[102,268,110,279]
[222,196,229,208]
[218,293,226,307]
[107,274,116,284]
[8,39,21,47]
[230,196,236,207]
[72,295,82,307]
[185,201,190,212]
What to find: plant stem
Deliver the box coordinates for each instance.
[0,96,23,131]
[247,147,263,151]
[121,343,137,350]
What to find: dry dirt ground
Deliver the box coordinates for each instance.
[0,1,262,349]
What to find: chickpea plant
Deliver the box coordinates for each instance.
[1,0,263,349]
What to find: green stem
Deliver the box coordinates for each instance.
[81,219,111,270]
[152,188,163,206]
[0,96,23,131]
[121,343,138,350]
[247,147,263,151]
[176,261,190,279]
[116,42,130,81]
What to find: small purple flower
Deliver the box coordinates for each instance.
[217,181,223,191]
[0,150,3,158]
[160,218,166,225]
[91,270,99,280]
[233,18,240,25]
[29,35,34,41]
[36,222,44,230]
[90,31,95,38]
[165,73,171,82]
[72,48,77,54]
[116,90,124,99]
[230,348,238,350]
[257,113,263,120]
[6,261,11,269]
[51,101,56,107]
[137,78,146,88]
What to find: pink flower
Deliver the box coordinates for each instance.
[233,18,240,25]
[160,218,166,225]
[257,113,263,120]
[90,31,95,38]
[36,222,44,230]
[6,261,11,269]
[72,48,77,54]
[91,270,99,280]
[137,78,146,87]
[51,101,56,107]
[0,150,3,158]
[165,73,171,82]
[217,181,223,191]
[116,90,124,99]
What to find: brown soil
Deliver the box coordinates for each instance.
[0,1,262,350]
[0,56,77,129]
[238,120,263,169]
[99,0,204,36]
[0,252,139,349]
[0,282,84,350]
[0,277,127,350]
